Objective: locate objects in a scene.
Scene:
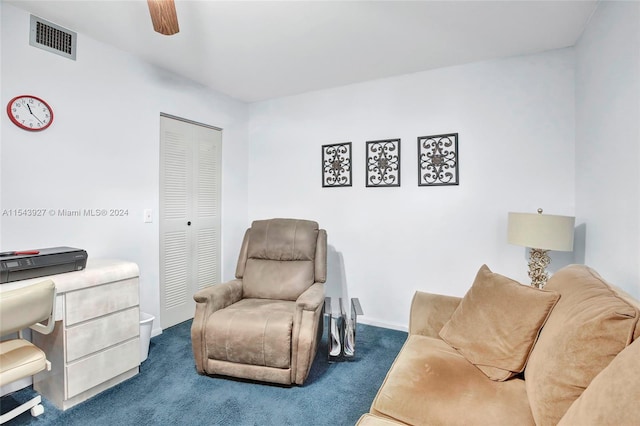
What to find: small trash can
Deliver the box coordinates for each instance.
[139,312,155,362]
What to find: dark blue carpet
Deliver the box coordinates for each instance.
[2,320,406,425]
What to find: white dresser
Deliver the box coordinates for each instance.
[1,259,141,410]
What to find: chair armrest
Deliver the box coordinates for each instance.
[408,290,462,338]
[296,282,325,311]
[292,282,325,384]
[192,279,243,374]
[193,279,243,310]
[30,288,57,335]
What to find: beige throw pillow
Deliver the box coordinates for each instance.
[439,264,560,381]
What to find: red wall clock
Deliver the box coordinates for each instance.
[6,95,54,131]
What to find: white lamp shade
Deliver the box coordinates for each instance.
[508,212,575,251]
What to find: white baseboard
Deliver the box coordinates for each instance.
[357,316,408,332]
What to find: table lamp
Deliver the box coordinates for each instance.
[508,208,575,288]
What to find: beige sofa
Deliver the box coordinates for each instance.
[357,264,640,426]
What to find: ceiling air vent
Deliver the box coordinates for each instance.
[29,15,77,60]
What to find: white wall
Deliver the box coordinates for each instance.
[575,1,640,297]
[4,1,637,336]
[0,3,250,336]
[249,49,576,329]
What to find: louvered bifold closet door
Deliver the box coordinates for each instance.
[194,136,220,292]
[159,115,221,329]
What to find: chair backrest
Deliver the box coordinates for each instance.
[0,279,56,336]
[236,218,327,300]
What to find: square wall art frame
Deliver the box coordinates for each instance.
[417,133,459,186]
[322,142,352,187]
[366,138,401,187]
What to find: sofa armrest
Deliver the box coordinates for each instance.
[409,290,462,337]
[191,279,243,373]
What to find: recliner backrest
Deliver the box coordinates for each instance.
[236,218,326,300]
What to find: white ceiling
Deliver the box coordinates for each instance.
[6,0,598,103]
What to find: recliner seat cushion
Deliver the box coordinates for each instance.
[205,299,295,369]
[370,335,535,426]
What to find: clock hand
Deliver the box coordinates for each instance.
[26,104,44,124]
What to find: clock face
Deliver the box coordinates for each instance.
[6,95,54,131]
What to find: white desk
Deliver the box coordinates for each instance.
[1,259,141,410]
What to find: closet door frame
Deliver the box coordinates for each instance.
[159,113,222,329]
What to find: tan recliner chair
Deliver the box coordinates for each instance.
[191,218,327,385]
[0,280,56,423]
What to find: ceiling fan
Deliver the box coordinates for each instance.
[147,0,180,35]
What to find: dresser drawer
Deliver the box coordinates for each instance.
[66,338,139,398]
[65,278,139,325]
[65,307,140,362]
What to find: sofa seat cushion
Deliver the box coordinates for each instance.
[558,337,640,426]
[439,264,560,381]
[525,265,640,426]
[205,298,294,369]
[370,335,535,426]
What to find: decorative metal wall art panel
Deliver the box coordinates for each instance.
[418,133,459,186]
[322,142,352,187]
[366,139,401,187]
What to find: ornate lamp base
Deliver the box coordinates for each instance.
[528,248,551,289]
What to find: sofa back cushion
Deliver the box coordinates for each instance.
[525,265,640,426]
[557,337,640,426]
[439,265,560,381]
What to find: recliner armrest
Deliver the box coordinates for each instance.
[292,282,325,384]
[295,282,325,311]
[191,279,243,374]
[193,279,243,309]
[409,290,462,338]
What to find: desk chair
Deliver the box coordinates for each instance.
[0,280,56,423]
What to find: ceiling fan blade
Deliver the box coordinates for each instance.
[147,0,180,35]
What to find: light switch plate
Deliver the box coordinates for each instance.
[144,209,153,223]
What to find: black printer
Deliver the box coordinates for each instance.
[0,247,88,283]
